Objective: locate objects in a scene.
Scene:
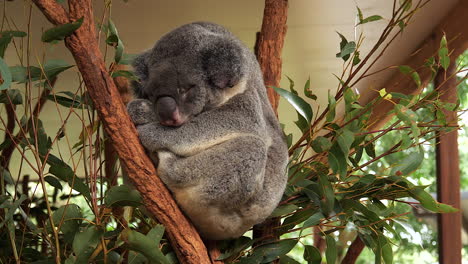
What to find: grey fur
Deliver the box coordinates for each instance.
[127,22,288,240]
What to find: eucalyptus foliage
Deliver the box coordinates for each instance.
[0,0,465,264]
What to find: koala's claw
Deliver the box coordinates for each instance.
[127,99,157,125]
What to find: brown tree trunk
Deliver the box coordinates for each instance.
[341,236,365,264]
[255,0,289,117]
[31,1,211,263]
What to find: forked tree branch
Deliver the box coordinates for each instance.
[31,0,211,263]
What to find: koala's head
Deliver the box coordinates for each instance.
[132,24,247,127]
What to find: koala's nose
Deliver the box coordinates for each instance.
[156,96,183,127]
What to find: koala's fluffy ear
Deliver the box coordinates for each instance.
[201,38,244,89]
[131,50,151,98]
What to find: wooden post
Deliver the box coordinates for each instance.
[435,64,461,264]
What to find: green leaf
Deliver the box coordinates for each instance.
[400,0,412,11]
[391,151,423,176]
[326,91,336,122]
[304,78,317,100]
[356,6,364,22]
[325,235,336,264]
[273,86,313,123]
[377,234,393,264]
[104,185,143,207]
[0,194,27,229]
[311,136,332,153]
[319,174,335,215]
[120,53,138,65]
[251,239,297,263]
[47,93,83,109]
[47,154,91,201]
[279,255,301,264]
[50,204,82,235]
[44,175,63,191]
[302,212,324,228]
[304,245,322,264]
[73,226,103,263]
[336,41,356,60]
[43,59,74,79]
[270,204,299,218]
[121,229,171,264]
[436,203,458,213]
[438,35,450,70]
[364,141,376,158]
[0,31,27,58]
[279,208,316,234]
[0,57,12,90]
[146,225,165,245]
[217,236,253,261]
[398,65,421,87]
[9,65,40,83]
[353,51,361,65]
[111,70,138,80]
[328,143,347,177]
[42,17,83,42]
[0,89,22,104]
[336,32,353,61]
[359,15,383,25]
[107,19,124,63]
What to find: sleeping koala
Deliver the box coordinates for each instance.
[127,22,288,240]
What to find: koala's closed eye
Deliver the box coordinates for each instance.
[127,21,288,240]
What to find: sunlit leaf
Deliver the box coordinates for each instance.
[273,86,313,123]
[438,35,450,70]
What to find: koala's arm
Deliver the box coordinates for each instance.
[128,97,265,156]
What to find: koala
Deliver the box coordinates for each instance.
[127,22,288,240]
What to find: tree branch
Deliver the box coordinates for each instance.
[363,0,468,130]
[255,0,288,116]
[31,1,211,263]
[341,236,365,264]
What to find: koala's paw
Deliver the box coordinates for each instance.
[136,123,163,152]
[127,99,156,125]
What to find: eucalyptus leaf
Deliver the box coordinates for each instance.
[50,204,82,235]
[42,17,84,42]
[104,185,143,207]
[325,235,336,264]
[273,86,313,123]
[0,31,27,58]
[0,89,22,104]
[44,175,63,191]
[0,57,12,90]
[120,229,171,264]
[438,35,450,70]
[73,226,103,263]
[304,245,322,264]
